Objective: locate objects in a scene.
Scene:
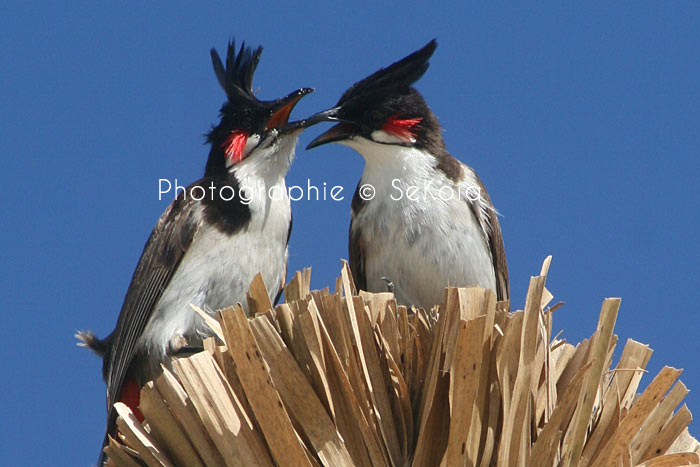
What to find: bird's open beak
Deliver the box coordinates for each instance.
[303,107,342,126]
[266,88,314,132]
[304,107,358,149]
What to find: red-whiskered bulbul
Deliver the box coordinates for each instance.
[77,40,312,463]
[305,39,509,309]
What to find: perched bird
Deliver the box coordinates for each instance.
[306,40,508,309]
[77,40,312,463]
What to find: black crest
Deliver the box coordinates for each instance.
[210,41,263,104]
[337,39,437,106]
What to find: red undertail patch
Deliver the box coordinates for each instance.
[120,378,144,422]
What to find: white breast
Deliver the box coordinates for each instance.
[140,134,296,360]
[347,140,496,310]
[140,193,290,359]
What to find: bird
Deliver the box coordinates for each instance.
[76,40,312,464]
[305,39,509,310]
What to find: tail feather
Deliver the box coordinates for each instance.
[75,330,110,356]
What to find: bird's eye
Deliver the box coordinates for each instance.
[368,109,385,126]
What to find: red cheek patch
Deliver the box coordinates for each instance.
[381,114,422,141]
[221,130,249,164]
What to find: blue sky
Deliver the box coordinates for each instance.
[3,2,699,465]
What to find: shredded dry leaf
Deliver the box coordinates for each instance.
[104,259,699,467]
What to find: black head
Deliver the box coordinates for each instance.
[205,40,313,176]
[305,40,444,153]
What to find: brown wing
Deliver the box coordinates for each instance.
[94,193,200,465]
[103,194,199,415]
[483,205,509,301]
[348,183,368,292]
[273,213,293,305]
[465,171,510,302]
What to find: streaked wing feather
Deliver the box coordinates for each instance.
[104,196,199,414]
[463,167,510,302]
[348,184,368,292]
[348,221,367,292]
[483,205,509,301]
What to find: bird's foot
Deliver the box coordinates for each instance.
[381,276,396,294]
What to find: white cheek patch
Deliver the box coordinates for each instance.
[371,129,416,145]
[244,134,261,157]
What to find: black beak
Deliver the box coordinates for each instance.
[303,107,342,127]
[304,107,358,149]
[267,88,314,133]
